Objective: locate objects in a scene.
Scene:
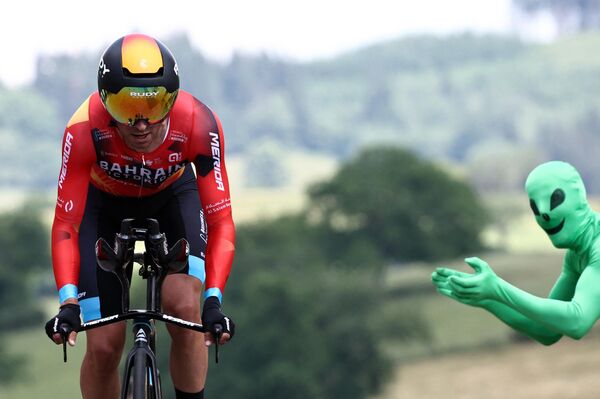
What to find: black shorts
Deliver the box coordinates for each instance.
[77,165,207,322]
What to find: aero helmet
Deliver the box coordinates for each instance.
[98,34,179,126]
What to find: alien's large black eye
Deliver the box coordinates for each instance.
[550,188,565,211]
[530,199,540,216]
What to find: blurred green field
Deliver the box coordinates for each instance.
[376,249,600,399]
[376,332,600,399]
[3,162,599,398]
[0,250,584,399]
[0,328,86,398]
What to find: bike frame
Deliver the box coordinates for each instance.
[74,218,209,399]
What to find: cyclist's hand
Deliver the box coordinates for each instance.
[45,303,81,346]
[202,296,235,346]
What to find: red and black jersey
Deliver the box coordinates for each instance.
[52,90,235,302]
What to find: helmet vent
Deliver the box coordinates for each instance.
[122,67,164,79]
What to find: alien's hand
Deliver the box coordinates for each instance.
[445,257,500,302]
[432,267,471,290]
[432,266,487,307]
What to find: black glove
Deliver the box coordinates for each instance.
[202,296,235,339]
[45,303,81,341]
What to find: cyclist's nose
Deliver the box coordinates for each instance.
[133,120,149,131]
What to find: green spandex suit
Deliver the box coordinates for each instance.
[432,161,600,345]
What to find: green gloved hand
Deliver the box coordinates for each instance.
[446,257,500,301]
[432,267,481,307]
[432,258,497,307]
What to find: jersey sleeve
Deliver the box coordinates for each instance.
[191,105,236,303]
[51,98,96,304]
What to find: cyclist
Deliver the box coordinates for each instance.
[44,33,236,399]
[432,161,600,344]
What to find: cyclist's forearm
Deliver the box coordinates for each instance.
[204,217,236,301]
[51,218,81,303]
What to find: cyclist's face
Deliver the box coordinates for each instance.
[116,117,168,153]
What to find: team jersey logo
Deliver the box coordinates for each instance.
[58,132,74,189]
[98,160,187,187]
[209,132,225,191]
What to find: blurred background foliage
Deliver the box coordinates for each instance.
[4,1,600,397]
[8,29,600,194]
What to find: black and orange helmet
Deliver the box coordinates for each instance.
[97,34,179,126]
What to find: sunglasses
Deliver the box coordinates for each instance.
[102,86,178,126]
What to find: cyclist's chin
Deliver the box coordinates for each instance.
[125,133,153,152]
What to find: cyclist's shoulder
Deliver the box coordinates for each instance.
[171,90,222,137]
[172,90,217,118]
[66,92,111,132]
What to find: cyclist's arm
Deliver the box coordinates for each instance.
[52,98,95,305]
[191,104,235,304]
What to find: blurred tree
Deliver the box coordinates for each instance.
[513,0,600,32]
[0,202,51,384]
[244,141,289,188]
[0,202,50,328]
[155,213,425,399]
[164,34,224,109]
[0,89,62,188]
[33,52,97,124]
[537,108,600,193]
[465,140,544,192]
[308,146,489,262]
[204,250,396,399]
[14,32,600,194]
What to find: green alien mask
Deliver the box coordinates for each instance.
[525,161,593,249]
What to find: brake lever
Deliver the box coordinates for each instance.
[59,324,70,363]
[214,324,223,364]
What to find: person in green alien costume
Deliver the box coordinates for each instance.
[431,160,600,344]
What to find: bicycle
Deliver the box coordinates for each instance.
[58,218,222,399]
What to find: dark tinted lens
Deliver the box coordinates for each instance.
[103,87,177,125]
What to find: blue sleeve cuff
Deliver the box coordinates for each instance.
[58,284,78,304]
[203,287,223,303]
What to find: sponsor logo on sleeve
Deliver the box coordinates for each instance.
[206,198,231,215]
[209,132,225,191]
[58,132,74,189]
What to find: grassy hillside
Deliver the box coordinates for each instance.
[0,249,571,398]
[0,329,85,398]
[0,146,591,399]
[375,333,600,399]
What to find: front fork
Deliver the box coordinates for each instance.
[121,320,161,398]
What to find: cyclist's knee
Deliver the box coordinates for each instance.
[164,300,201,341]
[164,299,200,321]
[85,324,126,367]
[162,275,201,319]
